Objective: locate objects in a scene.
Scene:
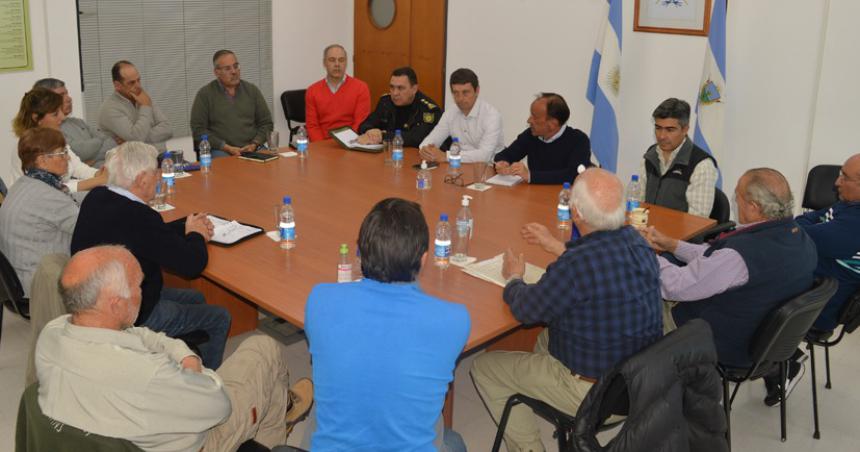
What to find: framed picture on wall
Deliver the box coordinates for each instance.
[634,0,712,36]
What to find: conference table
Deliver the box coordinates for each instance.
[161,139,715,426]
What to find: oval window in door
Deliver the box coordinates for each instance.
[369,0,396,29]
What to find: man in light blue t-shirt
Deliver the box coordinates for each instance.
[305,198,471,452]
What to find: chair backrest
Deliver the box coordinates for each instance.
[573,319,728,452]
[802,165,840,211]
[839,289,860,334]
[16,383,143,452]
[709,187,731,223]
[0,247,26,307]
[747,278,838,376]
[280,89,307,126]
[26,253,70,386]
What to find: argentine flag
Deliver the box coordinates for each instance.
[693,0,727,187]
[586,0,622,172]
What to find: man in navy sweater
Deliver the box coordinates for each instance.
[493,93,592,184]
[71,141,231,369]
[797,153,860,332]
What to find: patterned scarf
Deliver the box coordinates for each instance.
[24,167,70,195]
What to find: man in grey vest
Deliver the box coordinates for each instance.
[638,98,718,217]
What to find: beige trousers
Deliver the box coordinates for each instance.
[203,335,292,452]
[471,330,594,452]
[663,301,678,334]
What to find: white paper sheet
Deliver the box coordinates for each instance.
[331,128,384,151]
[486,174,523,186]
[461,253,546,288]
[208,215,262,245]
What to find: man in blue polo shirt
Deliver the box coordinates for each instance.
[305,198,470,451]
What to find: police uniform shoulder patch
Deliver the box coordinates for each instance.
[421,99,438,110]
[423,112,435,123]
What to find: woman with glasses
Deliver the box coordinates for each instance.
[11,88,107,193]
[0,128,81,302]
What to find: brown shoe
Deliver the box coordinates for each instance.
[285,378,313,428]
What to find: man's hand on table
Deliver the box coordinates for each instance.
[502,248,526,282]
[357,129,383,145]
[186,212,214,241]
[419,145,446,163]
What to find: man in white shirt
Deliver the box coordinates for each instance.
[36,245,313,452]
[419,68,504,164]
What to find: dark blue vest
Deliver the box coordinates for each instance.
[672,219,817,367]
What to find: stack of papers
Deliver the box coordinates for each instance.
[208,215,262,245]
[461,253,546,288]
[330,127,384,151]
[486,174,523,186]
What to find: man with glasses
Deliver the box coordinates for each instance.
[190,49,274,157]
[797,153,860,334]
[356,66,441,148]
[98,61,173,152]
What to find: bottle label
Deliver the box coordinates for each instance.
[393,149,403,161]
[456,219,472,237]
[337,264,352,283]
[279,222,296,240]
[434,239,451,258]
[557,204,571,221]
[163,174,175,187]
[626,199,640,212]
[297,141,308,152]
[200,154,211,167]
[449,155,461,168]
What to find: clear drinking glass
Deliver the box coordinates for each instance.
[153,179,167,209]
[472,161,491,190]
[383,138,393,166]
[171,150,186,176]
[268,131,280,153]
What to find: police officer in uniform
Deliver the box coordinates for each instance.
[357,66,441,148]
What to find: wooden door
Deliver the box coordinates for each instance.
[354,0,447,109]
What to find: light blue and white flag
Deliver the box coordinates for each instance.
[693,0,727,187]
[586,0,622,172]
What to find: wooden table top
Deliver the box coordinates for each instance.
[163,140,715,350]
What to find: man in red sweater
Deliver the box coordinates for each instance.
[305,44,371,142]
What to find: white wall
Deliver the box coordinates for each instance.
[446,0,854,213]
[272,0,353,139]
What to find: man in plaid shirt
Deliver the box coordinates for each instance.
[471,168,662,452]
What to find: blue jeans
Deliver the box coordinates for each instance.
[142,287,231,369]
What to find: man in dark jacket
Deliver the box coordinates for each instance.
[493,93,592,184]
[71,141,230,369]
[357,66,441,148]
[644,168,817,407]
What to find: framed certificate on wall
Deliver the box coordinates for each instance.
[634,0,712,36]
[0,0,32,72]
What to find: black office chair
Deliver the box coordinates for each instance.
[719,278,837,442]
[806,288,860,390]
[280,90,306,145]
[0,248,30,324]
[689,187,736,244]
[492,320,728,452]
[802,165,840,211]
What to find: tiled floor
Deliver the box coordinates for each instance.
[3,306,860,451]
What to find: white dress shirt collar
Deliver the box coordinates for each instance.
[108,185,145,204]
[540,125,567,143]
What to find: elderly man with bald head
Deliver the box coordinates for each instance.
[471,168,662,451]
[644,168,817,407]
[36,245,312,452]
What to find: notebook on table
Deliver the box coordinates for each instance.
[238,151,278,163]
[329,126,384,153]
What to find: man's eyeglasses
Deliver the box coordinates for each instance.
[216,63,240,71]
[443,173,466,187]
[838,170,860,184]
[43,146,70,158]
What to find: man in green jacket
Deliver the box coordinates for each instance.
[190,50,273,158]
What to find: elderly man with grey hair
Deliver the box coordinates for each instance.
[33,77,116,167]
[643,167,817,407]
[70,141,231,369]
[36,245,313,452]
[471,168,662,451]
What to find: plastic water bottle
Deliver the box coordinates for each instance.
[352,248,363,281]
[199,134,211,174]
[417,160,432,190]
[337,244,352,283]
[452,195,473,264]
[161,154,175,195]
[279,196,296,250]
[557,182,572,230]
[626,175,642,213]
[296,126,308,159]
[392,130,404,168]
[434,213,451,268]
[448,137,462,176]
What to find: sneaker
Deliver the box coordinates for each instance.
[764,358,807,407]
[285,378,314,429]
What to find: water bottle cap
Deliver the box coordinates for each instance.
[452,137,459,143]
[395,129,402,135]
[563,182,571,189]
[420,160,428,169]
[577,164,586,174]
[631,174,639,182]
[461,195,472,206]
[339,244,349,254]
[201,134,208,140]
[283,196,292,204]
[440,213,448,221]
